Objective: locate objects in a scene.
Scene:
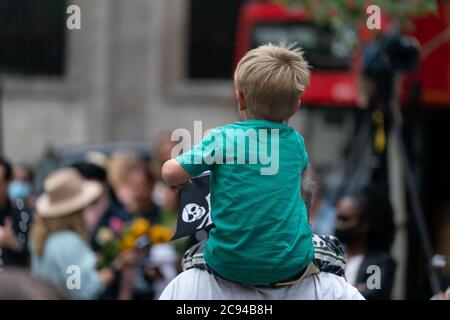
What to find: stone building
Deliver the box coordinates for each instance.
[1,0,350,168]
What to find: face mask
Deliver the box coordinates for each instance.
[335,227,361,246]
[8,180,32,200]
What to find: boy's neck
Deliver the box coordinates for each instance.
[240,112,289,125]
[240,111,257,121]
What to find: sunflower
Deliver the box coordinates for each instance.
[149,224,172,244]
[131,218,151,238]
[120,233,136,251]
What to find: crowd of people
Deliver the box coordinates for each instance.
[0,134,188,300]
[1,143,449,299]
[0,132,400,300]
[0,135,395,299]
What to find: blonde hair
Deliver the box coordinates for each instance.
[234,43,310,122]
[31,211,87,257]
[107,153,141,191]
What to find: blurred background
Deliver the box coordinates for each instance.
[0,0,449,300]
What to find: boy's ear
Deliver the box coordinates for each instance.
[296,99,302,112]
[288,99,302,118]
[236,90,246,111]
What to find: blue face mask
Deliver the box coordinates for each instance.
[8,180,32,200]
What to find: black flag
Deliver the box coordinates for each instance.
[172,172,214,240]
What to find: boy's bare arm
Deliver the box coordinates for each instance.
[161,159,192,189]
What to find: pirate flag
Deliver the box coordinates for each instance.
[172,171,214,240]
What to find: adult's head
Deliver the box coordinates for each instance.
[156,132,177,164]
[71,161,107,185]
[8,164,35,203]
[0,157,13,207]
[107,153,140,194]
[123,161,155,214]
[335,188,395,253]
[107,153,154,214]
[12,164,34,183]
[31,168,103,256]
[150,132,178,180]
[72,161,110,233]
[0,268,67,300]
[300,166,317,222]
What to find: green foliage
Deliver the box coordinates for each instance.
[273,0,439,29]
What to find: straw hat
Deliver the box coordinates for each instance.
[36,168,103,218]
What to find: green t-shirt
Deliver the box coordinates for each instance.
[176,119,314,285]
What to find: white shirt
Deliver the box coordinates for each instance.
[159,268,365,300]
[148,243,179,299]
[345,255,365,286]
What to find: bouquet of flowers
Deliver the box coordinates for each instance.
[95,217,172,268]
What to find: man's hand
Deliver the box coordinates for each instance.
[0,217,20,251]
[144,266,164,280]
[113,249,139,270]
[432,287,450,300]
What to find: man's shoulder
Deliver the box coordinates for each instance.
[308,272,365,300]
[160,268,365,300]
[159,268,207,300]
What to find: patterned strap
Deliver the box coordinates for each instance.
[182,234,348,285]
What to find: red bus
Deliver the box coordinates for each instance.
[234,2,450,108]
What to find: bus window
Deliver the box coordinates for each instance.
[250,21,353,70]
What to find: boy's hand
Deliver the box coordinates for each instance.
[162,159,192,188]
[0,217,20,251]
[169,180,192,192]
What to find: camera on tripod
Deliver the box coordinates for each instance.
[363,32,421,82]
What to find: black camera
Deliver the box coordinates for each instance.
[363,32,421,81]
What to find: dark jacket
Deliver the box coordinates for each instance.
[0,201,32,267]
[355,250,396,300]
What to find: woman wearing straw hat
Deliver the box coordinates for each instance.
[30,168,132,299]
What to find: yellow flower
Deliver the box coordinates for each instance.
[149,224,172,244]
[131,218,151,238]
[120,233,136,251]
[96,227,114,246]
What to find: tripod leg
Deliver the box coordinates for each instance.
[390,115,442,295]
[332,112,372,204]
[381,72,441,294]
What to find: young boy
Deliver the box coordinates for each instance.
[162,44,345,286]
